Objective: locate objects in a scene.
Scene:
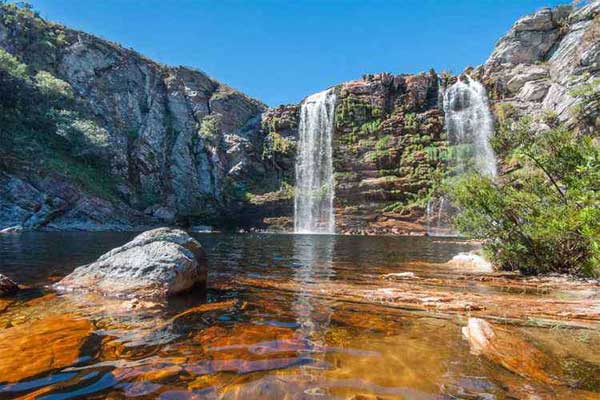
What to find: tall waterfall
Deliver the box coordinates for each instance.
[294,89,337,234]
[443,76,498,177]
[427,76,498,236]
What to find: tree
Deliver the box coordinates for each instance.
[449,122,600,277]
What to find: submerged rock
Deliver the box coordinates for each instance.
[56,228,208,298]
[0,225,23,234]
[0,315,92,383]
[0,274,19,296]
[462,318,562,385]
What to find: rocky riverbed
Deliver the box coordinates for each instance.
[1,232,599,399]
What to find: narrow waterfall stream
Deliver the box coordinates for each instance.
[294,89,337,234]
[444,76,498,177]
[427,76,498,236]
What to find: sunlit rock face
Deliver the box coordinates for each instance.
[0,5,272,231]
[332,72,447,235]
[56,228,208,298]
[479,2,600,129]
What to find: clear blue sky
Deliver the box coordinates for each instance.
[29,0,566,106]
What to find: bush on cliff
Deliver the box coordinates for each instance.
[449,124,600,277]
[0,47,118,199]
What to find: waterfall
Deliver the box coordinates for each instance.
[443,76,498,177]
[427,76,498,236]
[294,89,337,234]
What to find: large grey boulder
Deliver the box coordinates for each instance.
[56,228,208,298]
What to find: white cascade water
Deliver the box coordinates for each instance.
[443,76,498,177]
[294,89,337,234]
[427,76,498,236]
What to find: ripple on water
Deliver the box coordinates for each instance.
[0,232,599,399]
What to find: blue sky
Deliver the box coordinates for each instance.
[29,0,565,106]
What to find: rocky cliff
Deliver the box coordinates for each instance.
[255,1,600,235]
[1,2,598,233]
[0,4,280,231]
[478,1,600,130]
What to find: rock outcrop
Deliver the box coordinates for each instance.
[332,72,446,234]
[448,252,493,272]
[0,4,276,231]
[56,228,208,298]
[479,1,600,130]
[255,71,447,234]
[0,274,19,296]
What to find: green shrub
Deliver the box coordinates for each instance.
[449,125,600,277]
[35,70,73,99]
[198,114,221,142]
[0,48,28,79]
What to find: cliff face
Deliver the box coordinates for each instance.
[1,2,598,233]
[477,2,600,131]
[332,72,446,234]
[254,2,600,235]
[0,4,277,230]
[256,72,447,235]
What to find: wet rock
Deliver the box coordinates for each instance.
[382,272,417,280]
[0,315,92,383]
[462,318,562,385]
[448,252,493,272]
[0,274,19,296]
[0,299,12,314]
[56,228,208,298]
[169,300,237,325]
[0,225,23,233]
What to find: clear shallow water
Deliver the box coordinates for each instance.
[0,233,599,399]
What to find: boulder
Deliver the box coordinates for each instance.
[0,225,23,234]
[56,228,208,298]
[462,318,562,385]
[0,274,19,296]
[518,80,551,102]
[448,252,493,272]
[505,65,549,93]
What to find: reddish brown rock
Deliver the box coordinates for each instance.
[462,318,562,385]
[0,315,93,383]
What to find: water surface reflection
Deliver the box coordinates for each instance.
[0,233,598,399]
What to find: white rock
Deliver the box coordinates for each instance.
[462,318,495,355]
[382,272,417,280]
[448,252,493,272]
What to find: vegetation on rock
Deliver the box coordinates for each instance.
[450,111,600,276]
